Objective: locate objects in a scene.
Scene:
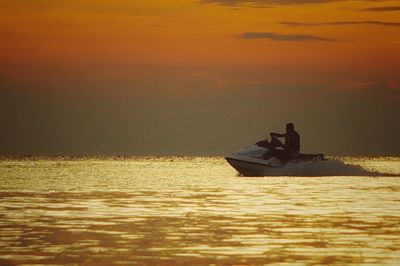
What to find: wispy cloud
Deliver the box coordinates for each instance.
[237,32,336,42]
[280,21,400,27]
[361,6,400,12]
[201,0,385,7]
[362,81,400,93]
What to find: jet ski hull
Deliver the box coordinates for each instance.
[226,157,281,176]
[225,144,325,176]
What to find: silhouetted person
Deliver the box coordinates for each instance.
[257,123,300,161]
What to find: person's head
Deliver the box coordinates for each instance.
[286,123,295,133]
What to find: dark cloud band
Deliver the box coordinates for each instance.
[280,21,400,27]
[237,32,335,42]
[361,6,400,12]
[201,0,385,6]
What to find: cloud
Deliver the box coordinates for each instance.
[202,0,337,6]
[360,81,400,96]
[201,0,385,7]
[361,6,400,12]
[280,21,400,27]
[237,32,336,42]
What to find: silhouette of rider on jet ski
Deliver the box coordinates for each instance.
[257,123,300,161]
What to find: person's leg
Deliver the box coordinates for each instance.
[258,136,284,160]
[270,135,284,149]
[256,140,271,149]
[281,150,291,164]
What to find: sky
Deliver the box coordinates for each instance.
[1,0,399,156]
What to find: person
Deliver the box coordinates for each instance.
[257,123,300,161]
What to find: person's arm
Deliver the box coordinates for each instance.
[270,132,286,138]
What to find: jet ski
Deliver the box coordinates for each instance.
[225,142,325,176]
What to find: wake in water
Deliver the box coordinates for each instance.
[278,158,399,177]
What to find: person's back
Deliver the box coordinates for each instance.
[284,123,300,158]
[285,130,300,156]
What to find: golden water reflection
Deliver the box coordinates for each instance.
[0,157,400,265]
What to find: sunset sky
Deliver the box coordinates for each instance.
[1,0,399,156]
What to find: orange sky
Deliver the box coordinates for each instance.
[1,0,399,87]
[1,0,400,155]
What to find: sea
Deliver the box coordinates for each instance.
[0,156,399,265]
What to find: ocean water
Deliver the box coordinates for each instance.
[0,157,399,265]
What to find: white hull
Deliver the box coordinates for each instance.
[226,144,325,176]
[226,157,282,176]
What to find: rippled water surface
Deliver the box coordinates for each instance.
[1,157,400,265]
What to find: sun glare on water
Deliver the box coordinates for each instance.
[0,157,399,265]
